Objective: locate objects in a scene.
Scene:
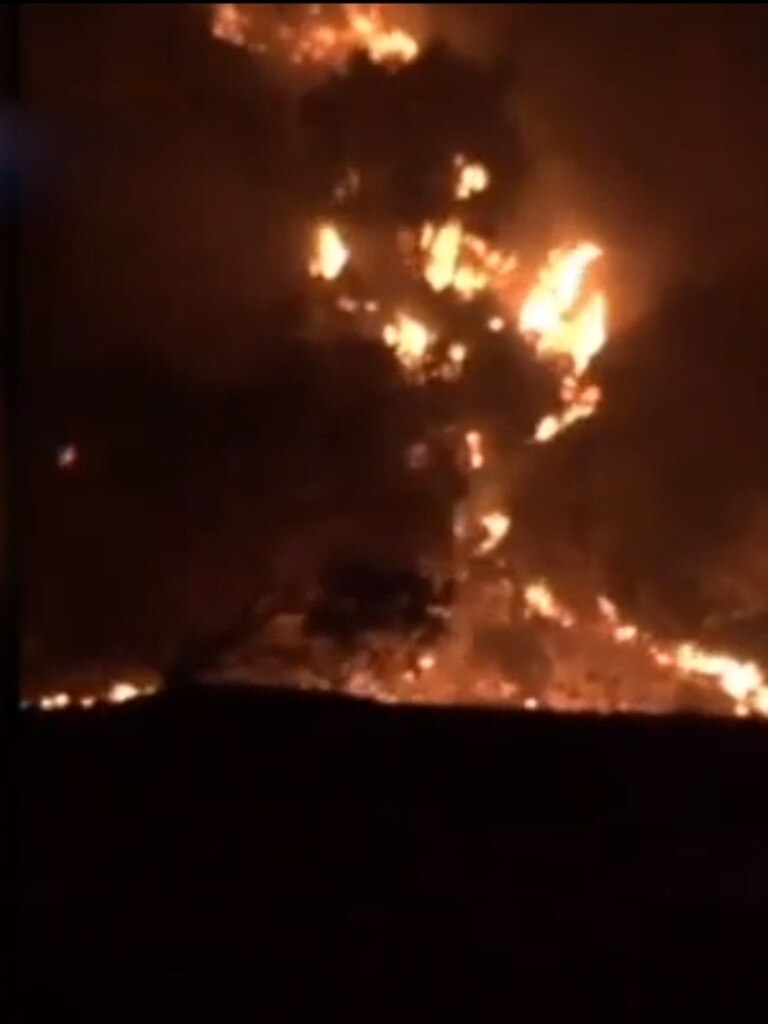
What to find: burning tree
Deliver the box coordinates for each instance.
[25,5,767,716]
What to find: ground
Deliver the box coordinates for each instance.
[21,684,768,1018]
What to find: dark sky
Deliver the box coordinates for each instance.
[19,4,768,670]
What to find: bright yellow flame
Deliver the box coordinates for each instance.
[345,5,419,65]
[476,511,511,555]
[383,312,432,372]
[309,222,350,281]
[420,220,516,300]
[107,681,144,704]
[520,242,602,341]
[596,594,768,713]
[665,644,766,707]
[520,244,607,443]
[523,581,575,628]
[421,220,463,292]
[454,155,490,201]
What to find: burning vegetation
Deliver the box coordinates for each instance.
[23,4,768,717]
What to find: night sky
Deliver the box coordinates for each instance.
[19,4,768,677]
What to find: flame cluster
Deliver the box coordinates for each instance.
[16,8,744,722]
[212,4,419,70]
[419,220,517,301]
[296,141,765,714]
[25,680,159,714]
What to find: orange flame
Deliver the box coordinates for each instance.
[211,4,418,69]
[523,581,575,628]
[519,243,607,442]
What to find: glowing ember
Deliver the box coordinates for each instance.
[417,652,436,673]
[454,155,490,201]
[533,382,602,443]
[383,312,432,373]
[487,316,505,332]
[597,596,639,643]
[39,692,71,711]
[57,443,79,470]
[107,681,144,704]
[309,222,350,281]
[464,430,484,470]
[26,678,159,713]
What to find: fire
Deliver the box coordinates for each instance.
[28,679,158,713]
[520,243,603,346]
[207,13,768,718]
[464,430,484,470]
[309,222,350,281]
[344,4,419,66]
[212,3,249,47]
[518,244,607,442]
[523,581,575,629]
[476,511,511,555]
[419,220,517,300]
[533,382,602,443]
[107,681,144,704]
[596,594,767,713]
[382,312,432,373]
[597,596,639,643]
[661,644,767,712]
[39,692,71,711]
[454,155,490,201]
[211,4,418,70]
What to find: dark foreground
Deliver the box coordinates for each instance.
[21,685,768,1019]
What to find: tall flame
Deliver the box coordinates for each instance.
[519,243,607,442]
